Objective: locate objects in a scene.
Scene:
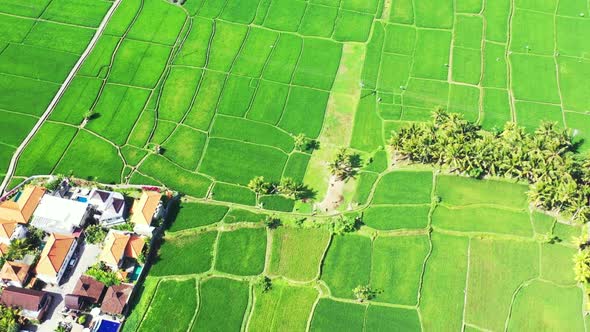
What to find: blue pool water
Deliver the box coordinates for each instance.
[96,319,121,332]
[77,197,88,202]
[130,265,143,281]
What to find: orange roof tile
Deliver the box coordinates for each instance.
[0,244,9,256]
[99,231,130,267]
[0,221,17,240]
[0,261,30,284]
[124,235,145,259]
[0,186,46,224]
[130,191,161,227]
[35,233,76,277]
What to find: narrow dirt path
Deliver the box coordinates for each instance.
[0,0,122,195]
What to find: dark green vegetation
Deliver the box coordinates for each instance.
[391,109,590,223]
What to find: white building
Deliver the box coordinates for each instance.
[31,195,90,234]
[0,222,27,244]
[87,189,126,226]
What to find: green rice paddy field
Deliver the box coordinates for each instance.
[2,0,590,330]
[125,172,586,331]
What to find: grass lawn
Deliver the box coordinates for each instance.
[150,231,217,276]
[269,227,331,281]
[215,228,267,276]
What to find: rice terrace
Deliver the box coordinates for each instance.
[2,0,590,331]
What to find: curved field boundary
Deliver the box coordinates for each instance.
[0,0,123,195]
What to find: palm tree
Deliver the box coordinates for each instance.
[573,250,590,283]
[277,178,301,199]
[248,176,269,196]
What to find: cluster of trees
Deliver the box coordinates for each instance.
[573,248,590,283]
[390,109,590,223]
[2,228,45,264]
[328,148,362,181]
[353,285,378,302]
[85,225,107,244]
[0,305,23,332]
[248,176,312,200]
[86,262,121,287]
[329,215,362,235]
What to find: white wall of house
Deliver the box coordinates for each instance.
[10,225,27,242]
[37,239,77,285]
[56,239,77,284]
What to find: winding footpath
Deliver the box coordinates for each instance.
[0,0,122,195]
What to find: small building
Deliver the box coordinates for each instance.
[0,185,46,224]
[0,220,26,244]
[100,283,133,315]
[0,286,52,321]
[0,261,31,288]
[71,275,106,304]
[88,189,126,226]
[99,230,144,270]
[35,233,77,285]
[31,195,90,234]
[130,191,162,235]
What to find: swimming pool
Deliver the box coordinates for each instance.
[77,196,88,203]
[130,265,143,282]
[94,319,121,332]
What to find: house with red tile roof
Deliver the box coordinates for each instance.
[99,230,145,270]
[35,233,77,285]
